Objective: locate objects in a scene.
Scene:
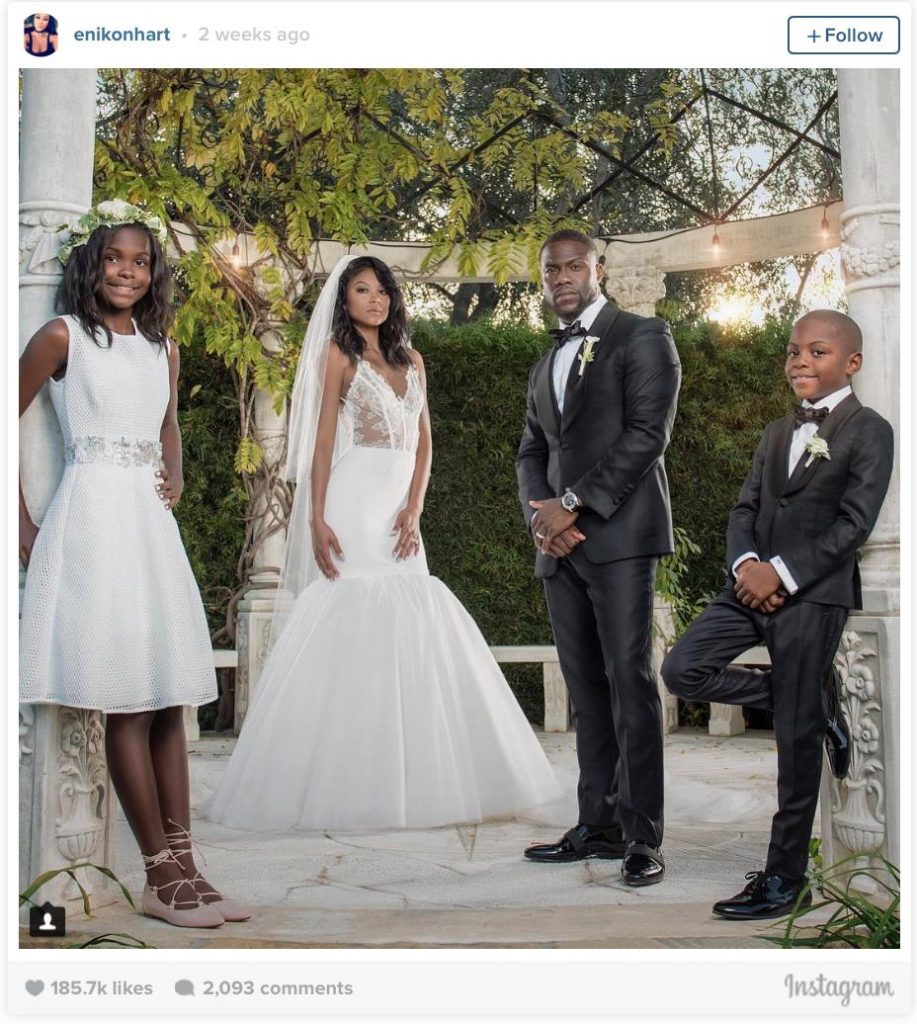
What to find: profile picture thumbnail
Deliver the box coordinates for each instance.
[24,13,58,57]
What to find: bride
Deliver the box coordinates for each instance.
[206,255,560,831]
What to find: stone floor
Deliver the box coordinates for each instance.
[26,729,825,949]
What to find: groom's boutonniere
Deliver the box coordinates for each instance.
[803,436,831,468]
[577,336,600,377]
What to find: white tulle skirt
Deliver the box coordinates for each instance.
[206,446,560,831]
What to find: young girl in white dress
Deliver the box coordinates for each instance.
[207,255,560,831]
[19,202,249,928]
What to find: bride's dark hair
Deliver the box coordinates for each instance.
[331,257,411,368]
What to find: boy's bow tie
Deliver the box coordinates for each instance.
[793,405,829,425]
[549,320,585,347]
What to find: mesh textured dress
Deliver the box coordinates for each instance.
[20,316,217,712]
[206,359,560,831]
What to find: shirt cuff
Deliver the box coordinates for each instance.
[731,552,758,578]
[769,555,799,595]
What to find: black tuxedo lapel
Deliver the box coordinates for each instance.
[560,300,621,433]
[767,415,795,498]
[536,350,561,435]
[783,393,862,496]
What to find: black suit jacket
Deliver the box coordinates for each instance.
[726,393,894,609]
[516,301,681,578]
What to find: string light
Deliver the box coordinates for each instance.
[711,226,721,256]
[229,239,242,268]
[820,206,831,238]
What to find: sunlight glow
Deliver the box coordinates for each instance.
[706,292,768,326]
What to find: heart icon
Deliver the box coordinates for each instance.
[25,980,44,996]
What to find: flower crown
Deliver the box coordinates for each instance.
[58,199,168,266]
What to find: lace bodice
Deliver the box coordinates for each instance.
[336,359,423,457]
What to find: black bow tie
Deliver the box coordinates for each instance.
[793,405,829,426]
[549,320,586,347]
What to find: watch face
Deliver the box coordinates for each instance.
[562,492,577,511]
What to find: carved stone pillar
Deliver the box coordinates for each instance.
[234,327,287,731]
[820,70,900,877]
[602,258,666,318]
[19,70,118,913]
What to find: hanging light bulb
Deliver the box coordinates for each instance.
[820,206,831,238]
[229,239,242,268]
[711,226,721,256]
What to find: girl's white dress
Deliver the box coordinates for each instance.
[206,360,560,831]
[20,316,217,712]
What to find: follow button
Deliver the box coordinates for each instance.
[788,16,900,54]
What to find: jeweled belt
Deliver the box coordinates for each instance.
[64,435,162,468]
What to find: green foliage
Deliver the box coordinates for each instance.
[73,933,156,949]
[20,864,156,948]
[173,330,247,641]
[413,319,551,722]
[408,315,793,721]
[767,850,900,949]
[666,317,795,603]
[20,862,135,915]
[172,313,793,721]
[655,526,705,635]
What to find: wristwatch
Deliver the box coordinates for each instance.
[561,489,581,513]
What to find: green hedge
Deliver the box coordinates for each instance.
[415,317,794,720]
[174,336,248,639]
[177,316,796,724]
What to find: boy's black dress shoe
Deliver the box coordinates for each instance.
[524,824,626,862]
[620,841,665,886]
[712,871,812,920]
[823,666,851,779]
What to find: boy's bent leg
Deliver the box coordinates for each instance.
[661,590,772,709]
[762,601,848,881]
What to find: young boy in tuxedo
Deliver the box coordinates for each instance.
[662,309,893,920]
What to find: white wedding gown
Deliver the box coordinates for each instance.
[206,359,560,831]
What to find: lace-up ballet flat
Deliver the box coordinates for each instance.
[140,850,224,929]
[165,824,253,923]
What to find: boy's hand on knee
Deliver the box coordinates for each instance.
[759,591,786,614]
[734,561,781,609]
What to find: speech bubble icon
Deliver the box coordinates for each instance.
[174,979,195,996]
[25,980,44,997]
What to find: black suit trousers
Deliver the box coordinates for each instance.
[662,590,847,881]
[543,551,662,845]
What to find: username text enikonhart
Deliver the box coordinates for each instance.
[74,26,171,43]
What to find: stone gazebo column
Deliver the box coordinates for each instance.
[233,326,288,731]
[820,69,900,873]
[19,70,118,911]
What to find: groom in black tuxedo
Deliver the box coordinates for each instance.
[516,230,681,885]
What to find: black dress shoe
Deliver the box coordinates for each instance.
[620,841,665,886]
[712,871,812,920]
[524,824,626,863]
[823,666,851,779]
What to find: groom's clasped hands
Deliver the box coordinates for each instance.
[528,497,585,557]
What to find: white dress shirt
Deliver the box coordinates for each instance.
[733,385,853,595]
[552,295,607,413]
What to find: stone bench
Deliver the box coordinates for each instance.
[184,649,240,741]
[489,645,569,732]
[487,640,772,738]
[200,643,770,739]
[707,645,770,737]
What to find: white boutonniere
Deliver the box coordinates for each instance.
[803,436,831,468]
[577,336,600,377]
